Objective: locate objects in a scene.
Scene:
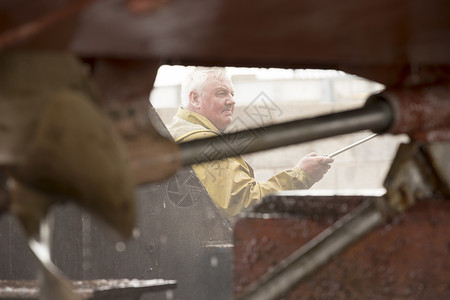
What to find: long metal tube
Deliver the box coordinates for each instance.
[327,133,378,158]
[30,218,82,300]
[179,100,392,166]
[237,198,386,300]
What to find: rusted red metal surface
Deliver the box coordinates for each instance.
[234,196,450,299]
[370,84,450,142]
[1,0,450,87]
[125,0,172,14]
[1,1,450,299]
[0,0,99,49]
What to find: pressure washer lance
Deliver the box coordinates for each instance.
[327,133,378,158]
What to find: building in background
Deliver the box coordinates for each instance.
[151,66,408,191]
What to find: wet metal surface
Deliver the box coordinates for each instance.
[238,198,386,300]
[1,2,450,300]
[249,192,368,220]
[369,84,450,142]
[0,279,176,299]
[1,1,450,87]
[234,196,450,299]
[0,168,233,300]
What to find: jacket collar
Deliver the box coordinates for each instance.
[177,107,221,134]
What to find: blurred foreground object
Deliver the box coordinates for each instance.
[0,52,135,238]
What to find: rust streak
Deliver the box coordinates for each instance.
[0,0,100,49]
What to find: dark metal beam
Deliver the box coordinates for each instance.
[179,100,393,166]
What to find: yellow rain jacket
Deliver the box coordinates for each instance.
[167,108,313,220]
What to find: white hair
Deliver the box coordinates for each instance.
[181,67,229,108]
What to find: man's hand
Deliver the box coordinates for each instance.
[297,152,334,184]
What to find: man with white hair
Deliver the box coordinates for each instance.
[167,67,333,221]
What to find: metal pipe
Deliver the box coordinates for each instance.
[327,133,378,158]
[237,198,386,300]
[368,84,450,142]
[29,219,82,300]
[179,100,392,166]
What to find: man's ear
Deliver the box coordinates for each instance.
[189,91,200,109]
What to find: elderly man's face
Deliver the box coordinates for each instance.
[197,75,235,131]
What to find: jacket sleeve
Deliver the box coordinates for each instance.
[182,131,313,218]
[194,157,314,218]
